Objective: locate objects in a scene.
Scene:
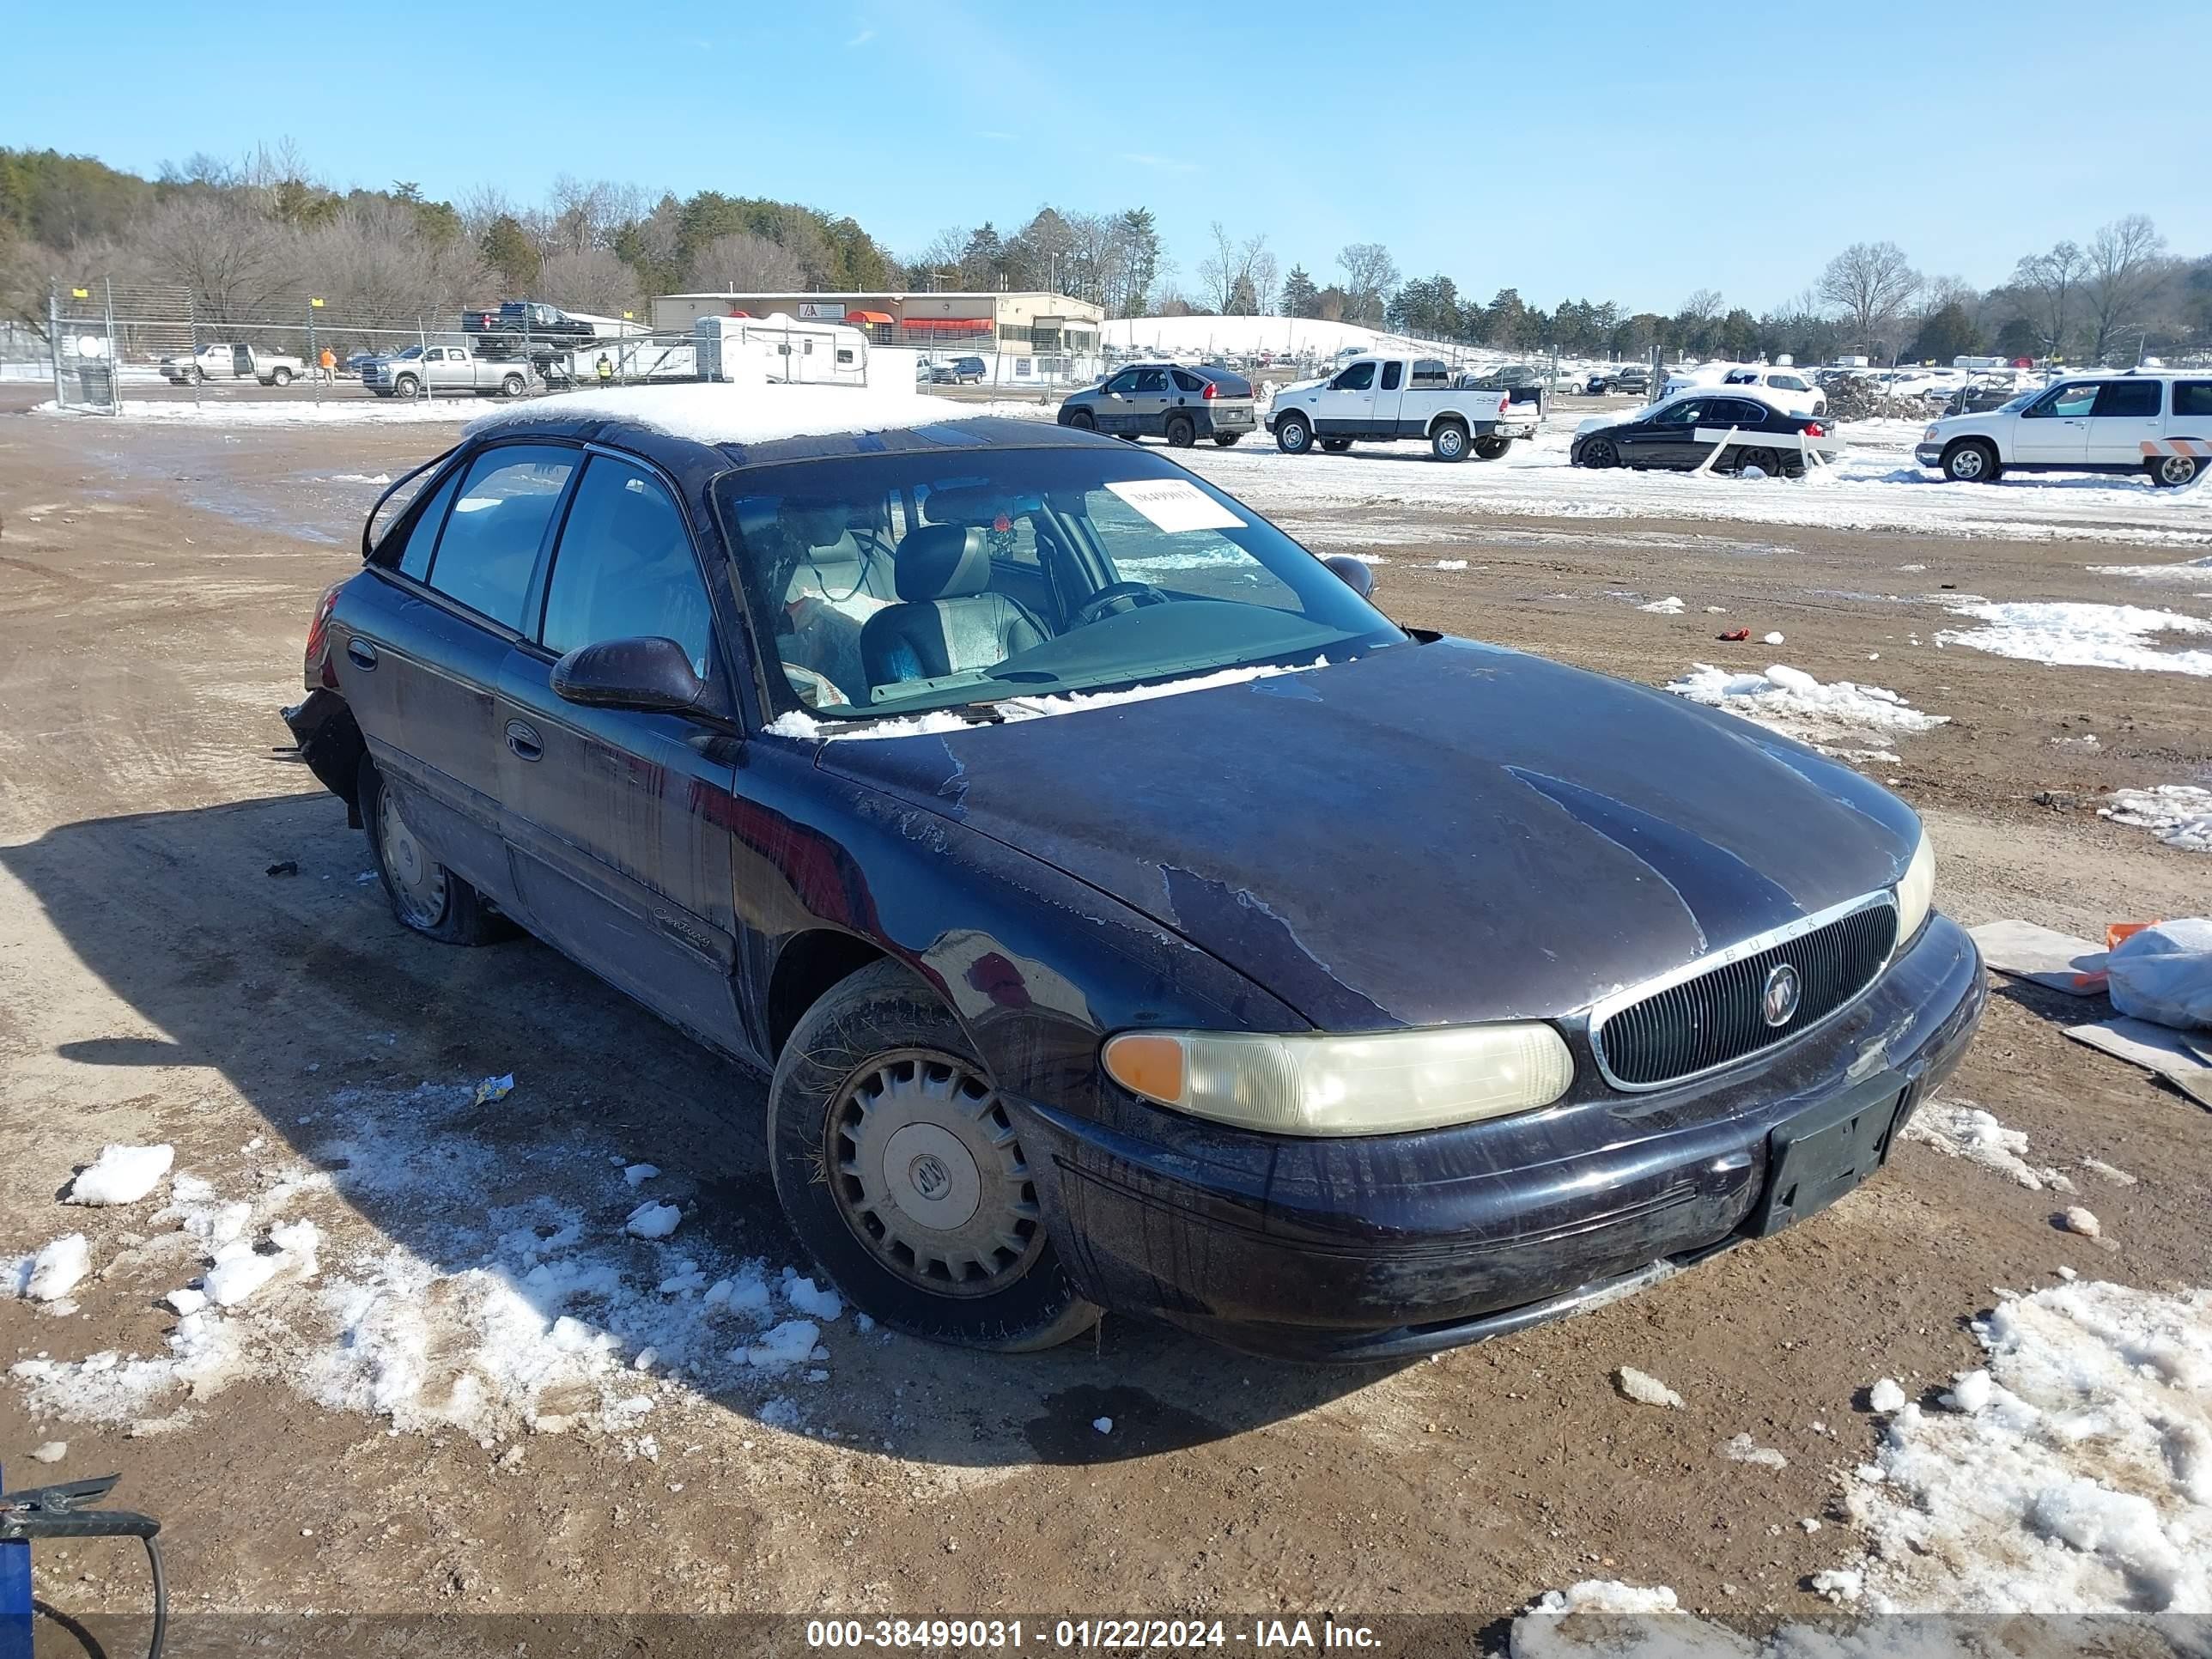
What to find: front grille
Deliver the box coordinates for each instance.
[1592,897,1899,1090]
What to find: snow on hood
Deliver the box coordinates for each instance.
[465,380,970,448]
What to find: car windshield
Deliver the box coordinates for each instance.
[394,346,424,360]
[712,446,1404,723]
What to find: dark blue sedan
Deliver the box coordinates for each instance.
[283,388,1979,1360]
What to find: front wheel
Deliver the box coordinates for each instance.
[769,961,1099,1352]
[190,365,206,386]
[358,757,503,945]
[1062,408,1096,431]
[392,375,420,398]
[1213,433,1241,447]
[1473,434,1510,461]
[1165,414,1196,448]
[2149,450,2199,488]
[1942,440,1999,483]
[1578,436,1620,469]
[1274,414,1313,454]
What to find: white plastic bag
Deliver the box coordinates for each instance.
[2105,919,2212,1031]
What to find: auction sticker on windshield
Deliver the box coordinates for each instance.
[1104,478,1245,535]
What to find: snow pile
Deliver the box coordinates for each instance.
[6,1234,91,1304]
[1902,1099,2072,1191]
[1936,601,2212,677]
[2101,785,2212,853]
[1638,596,1686,614]
[467,380,966,448]
[203,1219,321,1307]
[1869,1377,1908,1413]
[1616,1367,1683,1408]
[1666,662,1948,746]
[1510,1582,1730,1659]
[64,1144,174,1206]
[2087,554,2212,585]
[785,1275,843,1322]
[625,1200,683,1240]
[1845,1279,2212,1612]
[1717,1431,1786,1469]
[737,1319,823,1370]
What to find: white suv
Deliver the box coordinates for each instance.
[1916,372,2212,486]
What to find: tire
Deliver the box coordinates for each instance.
[1165,415,1196,448]
[501,374,526,398]
[1431,422,1469,462]
[270,367,294,386]
[357,756,503,945]
[2149,450,2199,488]
[190,365,205,386]
[1736,446,1780,477]
[769,959,1099,1353]
[1942,440,1999,483]
[1274,413,1313,454]
[1578,436,1620,469]
[1319,437,1353,453]
[393,375,420,398]
[1473,434,1510,461]
[1063,408,1096,431]
[1213,433,1241,447]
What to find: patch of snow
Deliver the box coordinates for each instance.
[64,1144,175,1206]
[1433,558,1468,571]
[1666,661,1948,747]
[622,1163,660,1188]
[1937,601,2212,677]
[8,1235,91,1303]
[1869,1377,1907,1413]
[1617,1366,1682,1408]
[785,1277,843,1322]
[467,380,968,449]
[164,1286,207,1317]
[1761,630,1785,645]
[625,1201,682,1240]
[2101,785,2212,853]
[738,1319,822,1370]
[1717,1431,1786,1469]
[204,1220,319,1308]
[1093,1416,1114,1435]
[1940,1369,1995,1413]
[2081,1158,2138,1187]
[1638,596,1686,614]
[1903,1099,2069,1191]
[2061,1206,2101,1238]
[1809,1568,1863,1604]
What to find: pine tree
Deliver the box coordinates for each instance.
[1281,264,1319,319]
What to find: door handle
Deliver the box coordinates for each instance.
[505,720,543,762]
[345,638,378,670]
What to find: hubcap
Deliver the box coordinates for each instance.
[2162,456,2194,484]
[377,787,447,927]
[1440,428,1463,457]
[829,1050,1043,1297]
[1954,450,1984,478]
[1285,422,1306,450]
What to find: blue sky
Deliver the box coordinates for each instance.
[10,0,2209,313]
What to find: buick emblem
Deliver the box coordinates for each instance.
[1761,963,1802,1027]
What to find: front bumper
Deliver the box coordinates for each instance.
[1015,913,1984,1362]
[1915,444,1944,466]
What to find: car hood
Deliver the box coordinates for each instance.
[815,640,1921,1032]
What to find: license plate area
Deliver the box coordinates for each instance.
[1745,1081,1907,1237]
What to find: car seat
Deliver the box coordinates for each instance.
[860,524,1048,689]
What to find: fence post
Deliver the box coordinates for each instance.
[103,279,119,414]
[307,301,319,404]
[46,285,63,410]
[189,289,200,410]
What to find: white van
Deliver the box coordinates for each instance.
[1914,372,2212,486]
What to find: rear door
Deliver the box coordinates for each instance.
[1315,360,1377,438]
[2013,380,2096,465]
[494,451,750,1057]
[2084,379,2162,465]
[345,441,580,910]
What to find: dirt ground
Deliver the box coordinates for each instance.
[2,402,2208,1644]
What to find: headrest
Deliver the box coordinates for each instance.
[895,524,988,602]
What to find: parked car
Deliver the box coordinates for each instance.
[1613,365,1651,395]
[950,356,988,385]
[158,343,306,386]
[282,387,1979,1360]
[1265,355,1533,460]
[463,301,598,354]
[360,344,532,399]
[1571,391,1842,475]
[1057,362,1257,447]
[1915,372,2212,485]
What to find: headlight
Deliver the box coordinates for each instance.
[1896,826,1936,941]
[1101,1023,1574,1137]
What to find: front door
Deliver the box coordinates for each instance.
[1315,360,1377,438]
[2084,379,2163,466]
[1626,398,1705,466]
[2013,380,2096,465]
[1126,366,1172,435]
[494,451,750,1058]
[230,344,253,379]
[1095,369,1142,435]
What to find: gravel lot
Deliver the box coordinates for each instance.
[3,393,2208,1644]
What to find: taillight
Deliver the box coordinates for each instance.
[1804,422,1826,439]
[1201,381,1218,399]
[304,580,345,690]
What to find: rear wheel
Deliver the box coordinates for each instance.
[270,367,293,386]
[769,960,1098,1352]
[1473,434,1510,460]
[1213,433,1241,447]
[1736,446,1780,477]
[1579,436,1620,469]
[2149,450,2199,488]
[1275,413,1313,454]
[359,757,503,945]
[1165,414,1196,448]
[501,374,526,398]
[1942,440,1999,483]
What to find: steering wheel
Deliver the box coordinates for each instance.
[1070,581,1169,628]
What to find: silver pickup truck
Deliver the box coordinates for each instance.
[361,345,532,399]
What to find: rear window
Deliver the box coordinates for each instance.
[2175,381,2212,419]
[424,443,576,631]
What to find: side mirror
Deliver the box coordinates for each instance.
[1323,555,1376,599]
[550,635,716,717]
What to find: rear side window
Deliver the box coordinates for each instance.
[1171,369,1203,392]
[1381,361,1404,391]
[2174,381,2212,419]
[426,444,576,631]
[2093,380,2160,418]
[539,457,712,677]
[392,466,464,580]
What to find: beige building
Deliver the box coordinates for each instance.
[650,289,1103,359]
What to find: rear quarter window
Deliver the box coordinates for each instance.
[2170,381,2212,420]
[424,444,577,631]
[391,466,464,580]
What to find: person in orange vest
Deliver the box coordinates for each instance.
[318,347,337,383]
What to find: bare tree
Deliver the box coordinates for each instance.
[538,246,644,318]
[1678,287,1723,324]
[1336,243,1399,328]
[1198,223,1273,314]
[2011,240,2089,356]
[145,192,305,324]
[686,231,805,293]
[2083,214,2167,363]
[301,199,493,339]
[1816,241,1922,356]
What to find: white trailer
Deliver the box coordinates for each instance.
[693,313,867,386]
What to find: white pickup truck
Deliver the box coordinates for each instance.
[360,345,532,399]
[159,342,306,386]
[1265,355,1536,461]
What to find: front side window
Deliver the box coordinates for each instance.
[2027,382,2099,419]
[714,449,1402,722]
[2092,380,2160,418]
[1331,362,1376,392]
[539,457,713,678]
[1653,399,1704,427]
[1103,370,1139,394]
[424,444,576,631]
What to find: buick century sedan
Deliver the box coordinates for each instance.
[283,384,1983,1361]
